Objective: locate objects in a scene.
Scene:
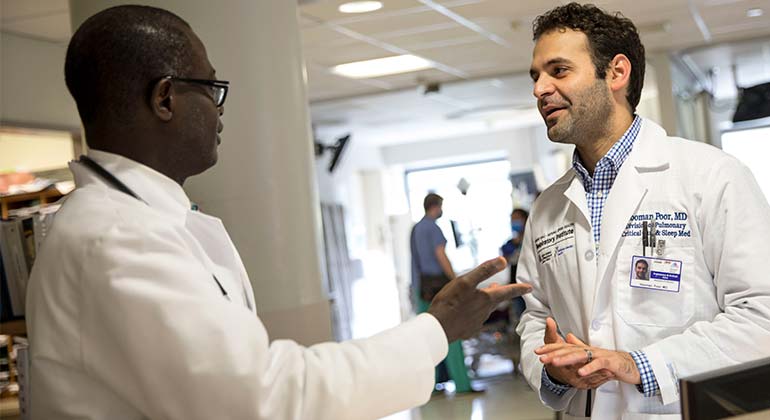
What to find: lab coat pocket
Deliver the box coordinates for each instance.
[616,246,695,328]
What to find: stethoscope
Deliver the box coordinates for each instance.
[78,155,231,301]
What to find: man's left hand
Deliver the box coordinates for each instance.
[535,334,641,385]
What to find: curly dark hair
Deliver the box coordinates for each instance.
[532,3,645,113]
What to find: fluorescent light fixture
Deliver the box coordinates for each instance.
[747,7,763,17]
[338,1,383,14]
[331,55,433,79]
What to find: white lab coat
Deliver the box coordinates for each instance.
[26,150,447,420]
[516,119,770,419]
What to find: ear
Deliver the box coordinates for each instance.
[607,53,632,95]
[150,78,174,122]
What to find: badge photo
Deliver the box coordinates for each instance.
[630,255,683,292]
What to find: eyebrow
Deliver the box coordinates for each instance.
[530,57,575,78]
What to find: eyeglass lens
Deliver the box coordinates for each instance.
[213,87,225,106]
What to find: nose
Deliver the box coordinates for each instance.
[218,105,224,116]
[532,75,554,100]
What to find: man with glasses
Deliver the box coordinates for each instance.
[25,5,531,420]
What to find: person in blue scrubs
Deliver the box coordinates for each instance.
[410,193,477,393]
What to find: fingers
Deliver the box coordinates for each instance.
[547,366,615,390]
[537,345,577,361]
[536,342,583,354]
[566,333,586,346]
[482,283,533,302]
[460,257,507,286]
[544,317,564,345]
[546,348,592,367]
[577,358,611,377]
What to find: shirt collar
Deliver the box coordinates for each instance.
[572,115,642,188]
[73,150,192,221]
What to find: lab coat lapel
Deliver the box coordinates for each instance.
[561,172,598,322]
[185,209,256,312]
[562,171,591,226]
[594,155,647,311]
[594,119,669,308]
[598,166,646,263]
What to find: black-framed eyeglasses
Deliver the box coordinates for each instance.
[163,76,230,107]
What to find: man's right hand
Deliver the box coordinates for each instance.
[540,317,615,389]
[427,257,532,343]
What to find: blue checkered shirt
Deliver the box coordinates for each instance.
[541,116,659,397]
[572,115,641,248]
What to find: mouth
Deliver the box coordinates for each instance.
[541,105,567,120]
[216,120,224,145]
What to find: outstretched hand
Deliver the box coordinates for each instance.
[536,317,616,389]
[428,257,532,343]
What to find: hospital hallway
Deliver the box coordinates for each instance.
[350,253,555,420]
[384,375,555,420]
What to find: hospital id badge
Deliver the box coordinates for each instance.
[629,255,682,292]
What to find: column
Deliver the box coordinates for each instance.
[70,0,332,345]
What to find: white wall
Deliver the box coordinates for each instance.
[381,126,535,171]
[708,97,739,148]
[314,135,385,258]
[0,32,79,129]
[380,123,571,189]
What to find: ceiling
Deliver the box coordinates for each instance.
[300,0,770,101]
[3,0,770,102]
[2,0,769,147]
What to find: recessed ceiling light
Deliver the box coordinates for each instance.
[338,1,383,14]
[747,8,763,17]
[331,55,433,78]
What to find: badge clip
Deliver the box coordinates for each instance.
[656,239,666,256]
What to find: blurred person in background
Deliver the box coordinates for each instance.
[501,208,530,319]
[411,193,481,393]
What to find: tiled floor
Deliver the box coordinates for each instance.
[383,375,555,420]
[351,254,556,420]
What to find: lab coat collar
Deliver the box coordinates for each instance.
[626,118,671,171]
[553,117,669,185]
[560,170,591,228]
[71,150,192,222]
[591,118,671,312]
[554,118,671,238]
[597,117,671,256]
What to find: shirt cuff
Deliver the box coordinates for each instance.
[541,366,571,396]
[630,350,660,397]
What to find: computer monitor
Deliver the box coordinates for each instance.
[681,357,770,420]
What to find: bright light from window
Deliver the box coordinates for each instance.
[338,1,383,14]
[331,55,433,79]
[722,125,770,204]
[747,8,764,17]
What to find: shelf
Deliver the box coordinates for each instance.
[0,186,63,219]
[0,396,20,418]
[0,320,26,336]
